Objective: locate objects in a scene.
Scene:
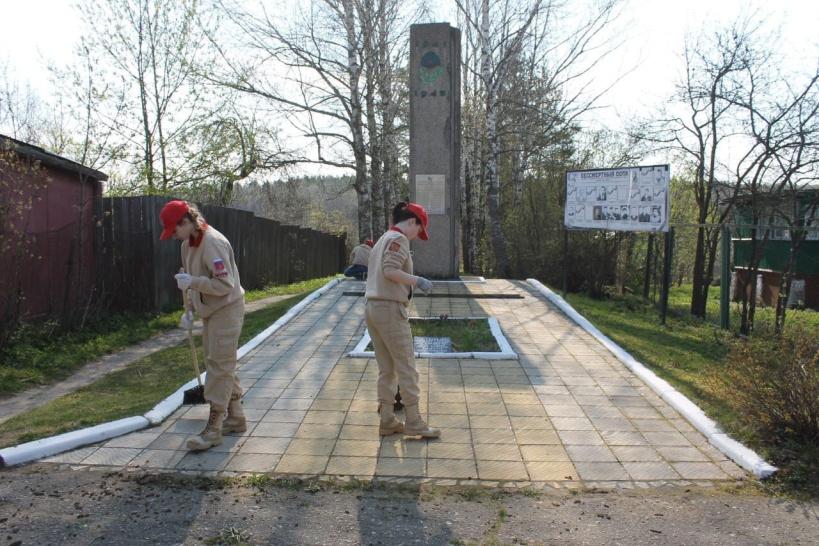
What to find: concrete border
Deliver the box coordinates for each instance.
[347,316,517,360]
[0,277,342,468]
[525,278,777,479]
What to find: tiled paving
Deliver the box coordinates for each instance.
[42,280,745,487]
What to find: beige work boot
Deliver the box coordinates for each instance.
[404,404,440,438]
[222,394,247,434]
[378,401,405,436]
[186,405,225,451]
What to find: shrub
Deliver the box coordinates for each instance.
[717,326,819,446]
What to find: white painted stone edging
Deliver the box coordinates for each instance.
[347,316,517,360]
[525,278,777,479]
[0,416,149,468]
[0,277,342,468]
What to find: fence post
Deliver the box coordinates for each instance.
[562,227,569,297]
[720,224,731,329]
[660,226,674,325]
[643,233,654,300]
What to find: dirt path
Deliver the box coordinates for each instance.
[1,465,817,545]
[0,294,292,426]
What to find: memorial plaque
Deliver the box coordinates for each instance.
[415,174,446,214]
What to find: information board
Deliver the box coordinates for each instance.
[564,165,670,232]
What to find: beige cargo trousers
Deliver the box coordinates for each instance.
[365,300,420,406]
[202,298,245,411]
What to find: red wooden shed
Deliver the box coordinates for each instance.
[0,134,108,324]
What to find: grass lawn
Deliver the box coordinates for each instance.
[0,293,313,449]
[561,284,819,497]
[0,276,335,395]
[366,318,500,353]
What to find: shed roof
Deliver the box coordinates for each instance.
[0,133,108,181]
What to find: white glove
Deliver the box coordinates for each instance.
[175,273,192,290]
[179,310,194,330]
[416,277,433,293]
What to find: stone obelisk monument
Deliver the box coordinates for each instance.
[409,23,461,278]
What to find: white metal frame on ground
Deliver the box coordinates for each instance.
[347,316,517,360]
[525,278,777,479]
[0,277,343,468]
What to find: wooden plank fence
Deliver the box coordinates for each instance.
[97,196,346,313]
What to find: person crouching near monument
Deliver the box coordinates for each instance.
[365,202,439,438]
[344,239,374,280]
[159,200,246,451]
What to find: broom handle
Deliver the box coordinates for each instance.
[182,283,204,388]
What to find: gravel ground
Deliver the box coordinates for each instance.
[1,465,817,545]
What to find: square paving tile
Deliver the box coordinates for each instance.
[81,447,142,466]
[655,446,710,462]
[623,461,680,480]
[429,414,470,428]
[104,431,162,449]
[601,431,647,446]
[514,429,560,445]
[332,439,380,457]
[543,405,586,418]
[574,462,629,481]
[165,419,207,434]
[427,459,477,479]
[302,411,346,425]
[262,410,307,423]
[295,424,342,439]
[252,421,300,437]
[275,455,329,474]
[557,430,605,445]
[476,460,528,481]
[471,428,517,444]
[565,445,617,462]
[226,453,280,472]
[273,398,313,410]
[43,446,99,464]
[642,431,691,446]
[473,443,522,461]
[525,461,577,481]
[344,412,380,426]
[128,449,185,469]
[376,457,426,477]
[326,456,377,476]
[285,438,336,456]
[505,404,546,417]
[427,442,474,459]
[380,438,428,458]
[632,419,677,432]
[611,446,663,462]
[339,425,379,440]
[469,415,512,429]
[510,416,553,430]
[671,462,728,480]
[148,433,188,451]
[241,437,291,455]
[176,450,233,471]
[436,428,472,444]
[520,444,570,462]
[310,398,352,411]
[550,417,595,431]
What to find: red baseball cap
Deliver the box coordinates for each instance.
[406,202,429,240]
[159,200,189,240]
[365,239,374,247]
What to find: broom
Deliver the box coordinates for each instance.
[181,282,207,405]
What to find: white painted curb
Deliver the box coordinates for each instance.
[525,279,777,479]
[0,277,342,468]
[347,316,518,360]
[0,416,149,467]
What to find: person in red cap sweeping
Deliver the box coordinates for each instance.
[344,239,374,280]
[159,200,246,451]
[364,202,439,438]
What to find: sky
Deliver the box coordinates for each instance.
[1,0,817,172]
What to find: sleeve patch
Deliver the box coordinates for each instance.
[388,241,401,252]
[213,258,228,278]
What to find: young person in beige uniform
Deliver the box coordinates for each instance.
[344,239,373,280]
[159,200,246,451]
[365,202,439,438]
